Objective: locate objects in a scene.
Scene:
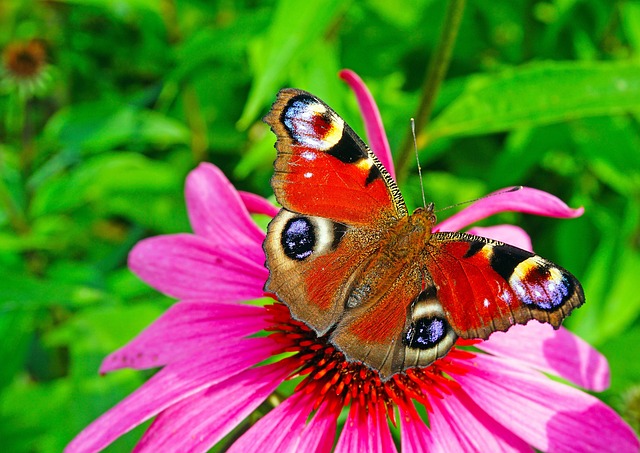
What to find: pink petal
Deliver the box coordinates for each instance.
[101,301,269,372]
[466,225,533,252]
[186,163,265,245]
[371,402,398,453]
[339,69,395,177]
[477,322,610,392]
[66,337,278,453]
[128,234,267,302]
[298,400,339,453]
[430,387,531,452]
[452,354,639,452]
[240,191,279,217]
[227,391,314,453]
[435,187,584,233]
[335,403,367,453]
[399,404,435,452]
[335,403,397,453]
[134,363,290,453]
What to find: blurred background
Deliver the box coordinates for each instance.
[1,0,639,451]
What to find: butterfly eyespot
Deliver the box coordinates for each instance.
[281,217,316,261]
[404,316,450,349]
[509,260,574,310]
[282,95,344,151]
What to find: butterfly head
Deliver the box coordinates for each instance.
[386,203,437,257]
[411,202,437,228]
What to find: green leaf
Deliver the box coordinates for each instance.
[135,110,191,147]
[428,61,640,141]
[598,325,640,395]
[568,200,640,345]
[565,216,617,344]
[43,102,136,153]
[0,270,106,311]
[0,310,33,388]
[621,2,640,50]
[597,201,640,343]
[598,248,640,342]
[571,116,640,196]
[237,0,345,129]
[43,101,190,155]
[419,172,487,214]
[53,0,162,15]
[30,152,189,233]
[47,303,165,379]
[488,127,549,187]
[367,0,427,28]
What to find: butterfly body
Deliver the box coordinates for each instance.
[263,88,584,380]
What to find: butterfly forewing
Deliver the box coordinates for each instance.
[263,88,407,225]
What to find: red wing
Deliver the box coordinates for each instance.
[263,89,406,226]
[426,232,585,339]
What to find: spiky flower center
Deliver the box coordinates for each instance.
[264,303,477,418]
[2,40,47,79]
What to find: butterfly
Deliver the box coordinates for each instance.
[262,88,585,380]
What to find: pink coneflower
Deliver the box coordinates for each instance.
[67,71,639,452]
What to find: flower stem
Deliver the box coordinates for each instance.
[183,85,208,163]
[395,0,466,183]
[5,91,26,140]
[0,176,28,235]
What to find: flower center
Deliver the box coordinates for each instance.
[264,303,478,418]
[3,40,47,78]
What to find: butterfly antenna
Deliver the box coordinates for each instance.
[434,186,523,213]
[411,118,427,208]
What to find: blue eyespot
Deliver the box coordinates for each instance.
[281,217,315,261]
[404,317,447,349]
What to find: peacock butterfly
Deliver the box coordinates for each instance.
[262,88,584,380]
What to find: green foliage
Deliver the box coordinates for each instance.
[1,0,638,450]
[428,61,640,140]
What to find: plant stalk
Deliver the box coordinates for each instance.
[395,0,466,183]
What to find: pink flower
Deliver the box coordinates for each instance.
[67,71,639,452]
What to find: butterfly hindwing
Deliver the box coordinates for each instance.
[264,208,381,335]
[426,232,584,339]
[331,278,458,379]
